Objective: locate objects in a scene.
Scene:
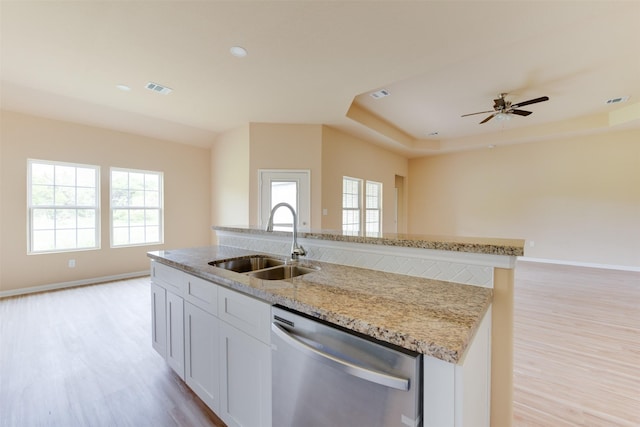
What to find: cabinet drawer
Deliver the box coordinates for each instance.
[185,274,218,315]
[218,287,271,344]
[151,261,187,295]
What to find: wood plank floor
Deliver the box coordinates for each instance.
[513,261,640,426]
[1,263,638,426]
[0,277,225,427]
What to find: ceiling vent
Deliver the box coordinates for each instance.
[145,82,173,95]
[370,89,390,99]
[606,96,629,104]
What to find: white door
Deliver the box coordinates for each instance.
[259,170,310,231]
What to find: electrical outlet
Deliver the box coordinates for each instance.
[68,259,76,268]
[529,241,535,248]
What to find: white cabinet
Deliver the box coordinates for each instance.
[150,260,272,427]
[150,282,167,358]
[166,290,185,379]
[219,321,272,427]
[423,306,492,427]
[185,301,220,412]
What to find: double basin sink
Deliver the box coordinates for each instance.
[209,255,318,280]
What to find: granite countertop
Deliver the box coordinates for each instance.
[148,245,493,364]
[213,225,525,256]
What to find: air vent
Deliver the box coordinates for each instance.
[145,82,173,95]
[606,96,629,104]
[370,89,390,99]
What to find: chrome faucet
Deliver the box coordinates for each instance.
[265,202,306,260]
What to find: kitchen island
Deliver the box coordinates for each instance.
[149,227,524,426]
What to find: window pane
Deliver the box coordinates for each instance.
[32,163,54,185]
[129,173,145,190]
[145,191,159,208]
[145,174,159,191]
[28,160,99,253]
[56,229,77,249]
[56,209,76,229]
[112,171,129,189]
[113,227,129,246]
[32,185,55,206]
[77,187,95,206]
[111,189,129,207]
[76,167,96,187]
[55,165,76,186]
[55,186,76,206]
[130,226,145,244]
[130,190,145,207]
[110,168,163,247]
[77,209,96,228]
[112,209,129,227]
[145,209,159,225]
[32,230,55,251]
[77,229,96,248]
[33,209,55,230]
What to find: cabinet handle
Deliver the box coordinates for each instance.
[272,322,410,391]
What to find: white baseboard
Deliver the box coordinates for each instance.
[0,271,150,298]
[518,257,640,272]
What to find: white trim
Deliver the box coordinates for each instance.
[0,271,149,298]
[518,257,640,272]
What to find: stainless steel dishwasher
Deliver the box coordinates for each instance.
[271,306,422,427]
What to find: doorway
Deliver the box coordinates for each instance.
[258,170,310,231]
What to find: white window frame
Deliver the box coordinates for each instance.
[342,176,362,236]
[365,180,383,236]
[110,167,164,248]
[27,159,100,254]
[342,176,382,237]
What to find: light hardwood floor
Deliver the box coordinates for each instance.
[0,277,225,427]
[513,261,640,426]
[1,263,638,426]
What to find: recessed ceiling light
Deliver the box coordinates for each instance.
[230,46,248,58]
[116,84,131,91]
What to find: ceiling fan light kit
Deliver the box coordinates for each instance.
[462,93,549,124]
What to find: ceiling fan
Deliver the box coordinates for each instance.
[462,93,549,124]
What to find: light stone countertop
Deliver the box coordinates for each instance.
[213,225,525,256]
[148,245,493,364]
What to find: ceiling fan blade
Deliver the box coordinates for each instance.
[510,109,532,116]
[511,96,549,108]
[479,114,494,124]
[461,110,495,117]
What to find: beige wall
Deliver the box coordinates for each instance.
[0,110,212,292]
[408,129,640,268]
[321,126,409,233]
[210,125,250,237]
[248,123,323,229]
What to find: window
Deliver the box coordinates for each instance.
[28,159,99,253]
[342,177,382,237]
[342,177,361,236]
[365,180,382,236]
[111,168,163,247]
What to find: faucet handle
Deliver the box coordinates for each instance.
[291,244,306,260]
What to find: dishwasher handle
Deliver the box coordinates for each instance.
[272,322,410,391]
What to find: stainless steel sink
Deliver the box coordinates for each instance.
[210,255,318,280]
[248,265,318,280]
[209,255,284,273]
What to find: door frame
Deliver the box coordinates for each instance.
[258,169,311,230]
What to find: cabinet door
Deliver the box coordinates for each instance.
[150,283,167,358]
[185,302,220,413]
[219,322,271,427]
[166,290,185,379]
